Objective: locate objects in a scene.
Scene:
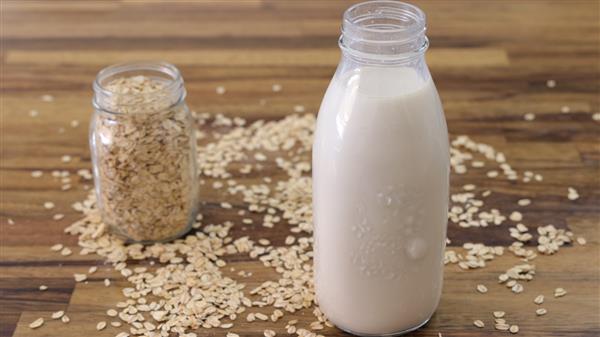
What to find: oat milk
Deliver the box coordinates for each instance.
[313,66,449,335]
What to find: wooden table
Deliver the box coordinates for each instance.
[1,1,598,336]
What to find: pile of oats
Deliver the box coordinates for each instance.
[91,76,197,242]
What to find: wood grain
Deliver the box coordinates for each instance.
[1,1,599,337]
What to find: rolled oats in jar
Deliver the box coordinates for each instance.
[90,61,197,242]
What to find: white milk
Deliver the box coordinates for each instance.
[313,66,449,335]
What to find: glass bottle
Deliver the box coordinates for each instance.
[90,61,197,243]
[312,1,449,335]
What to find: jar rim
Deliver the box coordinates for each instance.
[92,61,185,114]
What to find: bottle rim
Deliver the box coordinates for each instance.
[340,0,429,62]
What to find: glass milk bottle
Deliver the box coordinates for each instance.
[312,1,449,335]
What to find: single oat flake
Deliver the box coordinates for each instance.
[51,310,64,319]
[29,318,44,329]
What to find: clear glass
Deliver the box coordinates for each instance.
[312,1,449,335]
[90,61,197,243]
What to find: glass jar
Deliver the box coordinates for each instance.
[90,61,197,243]
[313,1,449,335]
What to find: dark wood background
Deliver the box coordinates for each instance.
[1,1,599,336]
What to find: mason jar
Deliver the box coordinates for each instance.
[90,61,197,243]
[313,1,449,335]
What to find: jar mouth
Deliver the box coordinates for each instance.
[93,61,185,113]
[340,0,428,62]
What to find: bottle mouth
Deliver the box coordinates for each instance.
[340,0,428,62]
[93,61,185,114]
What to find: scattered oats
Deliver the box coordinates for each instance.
[567,187,579,200]
[517,199,531,206]
[593,112,600,121]
[88,266,98,274]
[29,318,44,329]
[56,114,568,337]
[537,225,571,254]
[546,79,556,88]
[463,184,476,191]
[74,273,87,282]
[44,201,55,209]
[107,309,118,317]
[61,155,72,163]
[60,247,72,256]
[111,321,122,327]
[29,109,40,117]
[293,105,305,113]
[534,295,544,305]
[61,315,70,323]
[493,311,505,318]
[476,284,488,294]
[70,120,80,128]
[473,320,485,328]
[509,211,523,222]
[41,94,54,102]
[560,106,571,113]
[7,218,15,225]
[524,113,535,121]
[31,170,43,178]
[39,285,48,291]
[495,323,510,331]
[554,287,567,297]
[51,310,64,319]
[272,84,282,92]
[264,329,276,337]
[115,333,129,337]
[536,308,547,316]
[104,278,111,287]
[216,86,226,95]
[53,214,65,220]
[511,283,524,293]
[516,223,528,232]
[487,170,499,178]
[510,325,519,334]
[96,321,107,331]
[576,237,587,245]
[254,152,267,161]
[51,243,63,251]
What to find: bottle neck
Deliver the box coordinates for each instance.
[339,0,428,65]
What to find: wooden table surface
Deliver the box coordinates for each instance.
[1,1,599,337]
